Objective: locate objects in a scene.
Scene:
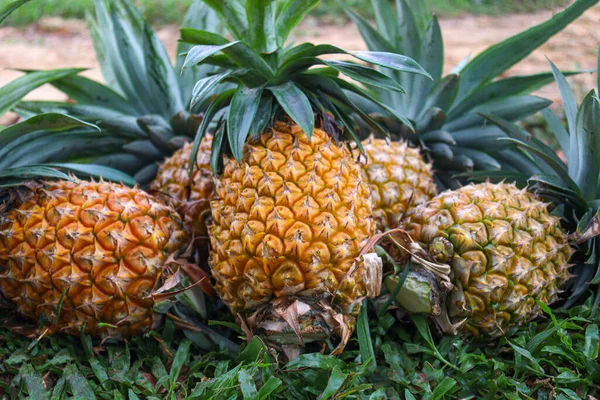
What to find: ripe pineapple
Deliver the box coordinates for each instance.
[383,59,600,337]
[11,0,224,251]
[361,137,436,232]
[180,0,429,355]
[210,123,374,314]
[0,179,188,337]
[149,135,213,245]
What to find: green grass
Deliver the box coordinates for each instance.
[1,0,573,26]
[1,294,599,398]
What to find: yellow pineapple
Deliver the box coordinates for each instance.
[150,135,213,246]
[361,137,436,232]
[0,179,188,337]
[210,123,374,315]
[178,0,429,355]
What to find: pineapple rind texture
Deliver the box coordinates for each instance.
[403,182,572,336]
[209,122,375,315]
[0,180,188,337]
[362,137,436,232]
[150,135,214,244]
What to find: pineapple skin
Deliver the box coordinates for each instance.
[403,182,572,336]
[150,135,213,245]
[209,122,375,315]
[0,180,188,337]
[361,137,436,232]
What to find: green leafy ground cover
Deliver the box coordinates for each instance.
[1,295,598,399]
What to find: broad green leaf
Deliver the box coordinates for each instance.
[177,1,222,105]
[48,74,137,114]
[246,0,277,53]
[0,69,83,117]
[109,7,157,114]
[257,376,282,400]
[238,369,258,400]
[371,0,397,42]
[179,28,229,46]
[182,42,239,72]
[542,108,570,155]
[320,369,348,400]
[338,1,395,53]
[192,89,235,174]
[450,70,582,119]
[0,113,99,147]
[142,21,184,116]
[45,163,135,186]
[431,377,457,400]
[236,336,267,364]
[334,78,414,131]
[201,0,248,40]
[322,60,404,92]
[275,0,320,46]
[169,340,192,383]
[190,71,234,108]
[357,300,376,369]
[457,0,598,102]
[452,147,502,170]
[574,90,600,200]
[352,51,432,79]
[445,95,551,132]
[450,126,508,150]
[17,365,47,400]
[409,16,443,118]
[228,86,263,161]
[0,0,32,24]
[249,96,273,137]
[508,342,544,374]
[0,168,70,187]
[269,82,314,140]
[584,323,599,359]
[64,364,97,400]
[422,74,459,115]
[549,59,580,178]
[284,353,345,370]
[394,0,420,59]
[483,113,576,190]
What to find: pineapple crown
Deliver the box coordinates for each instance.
[474,56,600,305]
[180,0,432,174]
[342,0,597,188]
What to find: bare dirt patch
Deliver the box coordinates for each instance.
[1,6,599,121]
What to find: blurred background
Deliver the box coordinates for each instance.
[1,0,599,130]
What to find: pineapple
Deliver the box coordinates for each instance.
[180,0,429,355]
[10,0,224,248]
[361,136,436,232]
[0,179,188,337]
[343,0,595,189]
[382,58,600,337]
[392,182,571,336]
[149,135,213,245]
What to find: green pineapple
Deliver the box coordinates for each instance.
[382,57,600,337]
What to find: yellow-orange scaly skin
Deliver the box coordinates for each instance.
[209,122,375,314]
[403,182,572,336]
[361,137,436,232]
[0,180,188,337]
[150,135,213,244]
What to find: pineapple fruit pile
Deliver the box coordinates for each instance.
[1,0,599,362]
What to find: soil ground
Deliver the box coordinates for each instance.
[1,5,599,125]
